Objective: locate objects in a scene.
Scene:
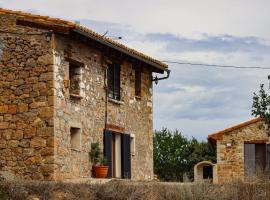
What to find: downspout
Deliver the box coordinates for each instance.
[152,69,171,84]
[104,61,108,130]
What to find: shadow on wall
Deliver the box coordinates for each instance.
[0,40,3,59]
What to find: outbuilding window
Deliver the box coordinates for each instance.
[107,63,120,100]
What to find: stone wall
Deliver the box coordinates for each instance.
[216,121,268,183]
[0,13,154,181]
[52,35,154,180]
[0,14,55,180]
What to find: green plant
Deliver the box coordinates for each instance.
[89,142,107,166]
[99,156,108,166]
[252,78,270,135]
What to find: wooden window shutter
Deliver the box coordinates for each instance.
[244,144,255,177]
[103,130,113,178]
[121,134,131,179]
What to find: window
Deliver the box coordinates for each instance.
[70,127,81,150]
[69,62,82,97]
[107,63,120,100]
[135,70,141,97]
[203,166,213,179]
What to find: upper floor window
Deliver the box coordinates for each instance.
[107,63,120,100]
[67,58,83,99]
[135,70,141,97]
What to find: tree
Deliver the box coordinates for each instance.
[153,128,216,182]
[184,138,216,179]
[252,77,270,134]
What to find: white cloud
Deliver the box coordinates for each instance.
[1,0,270,140]
[1,0,270,39]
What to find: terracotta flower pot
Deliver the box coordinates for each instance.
[92,166,109,178]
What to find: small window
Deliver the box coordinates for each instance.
[69,63,82,97]
[70,127,81,151]
[107,63,120,100]
[130,134,135,156]
[203,166,213,179]
[135,70,141,97]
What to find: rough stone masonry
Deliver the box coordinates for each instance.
[0,10,167,181]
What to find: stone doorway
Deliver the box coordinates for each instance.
[194,161,216,183]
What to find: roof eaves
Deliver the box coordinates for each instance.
[73,25,168,71]
[0,8,168,72]
[207,117,261,142]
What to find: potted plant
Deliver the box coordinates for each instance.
[89,142,109,178]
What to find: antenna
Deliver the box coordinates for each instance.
[102,30,109,37]
[102,30,122,40]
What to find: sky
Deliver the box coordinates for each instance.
[1,0,270,140]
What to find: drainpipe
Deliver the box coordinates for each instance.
[152,69,171,85]
[104,62,108,130]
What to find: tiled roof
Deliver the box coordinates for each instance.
[0,8,75,27]
[0,8,168,71]
[208,118,261,142]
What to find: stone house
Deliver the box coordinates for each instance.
[0,8,170,181]
[207,118,270,183]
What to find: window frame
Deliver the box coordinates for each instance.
[70,127,81,151]
[107,63,121,101]
[66,58,84,99]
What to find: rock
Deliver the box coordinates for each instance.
[37,54,53,65]
[38,107,53,118]
[0,122,9,129]
[8,105,17,114]
[18,103,28,113]
[30,137,46,147]
[0,171,19,181]
[0,105,8,113]
[26,58,36,67]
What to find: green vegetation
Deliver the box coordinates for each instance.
[1,180,270,200]
[153,128,216,181]
[252,77,270,134]
[89,143,108,166]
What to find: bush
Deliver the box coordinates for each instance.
[153,128,216,181]
[0,180,270,200]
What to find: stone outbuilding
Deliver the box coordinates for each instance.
[194,161,217,183]
[208,118,270,183]
[0,8,170,181]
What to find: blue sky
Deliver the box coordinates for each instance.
[1,0,270,140]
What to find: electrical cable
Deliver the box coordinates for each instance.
[162,60,270,70]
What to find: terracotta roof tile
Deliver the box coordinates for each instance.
[0,8,75,27]
[208,118,261,142]
[0,8,168,70]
